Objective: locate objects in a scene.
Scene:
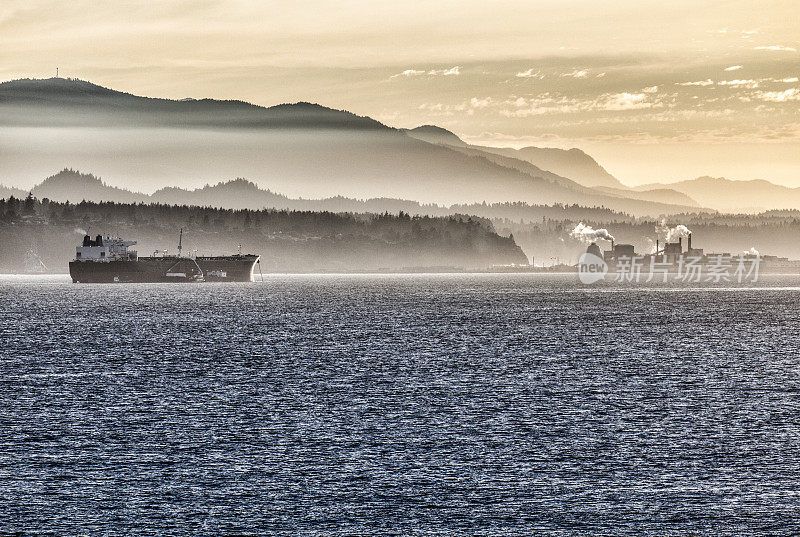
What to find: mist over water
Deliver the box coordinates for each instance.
[3,274,800,534]
[1,127,389,196]
[0,126,552,204]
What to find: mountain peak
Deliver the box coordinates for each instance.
[471,144,625,189]
[0,77,127,99]
[0,77,389,131]
[406,125,467,147]
[41,168,104,186]
[30,168,146,204]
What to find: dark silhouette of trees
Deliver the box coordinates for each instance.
[23,193,35,216]
[0,195,528,273]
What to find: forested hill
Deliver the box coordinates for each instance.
[0,197,528,273]
[9,169,676,222]
[0,78,387,131]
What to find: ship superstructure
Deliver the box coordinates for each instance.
[76,234,138,262]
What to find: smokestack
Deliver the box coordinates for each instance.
[611,238,615,251]
[656,239,659,254]
[678,237,682,252]
[688,233,692,251]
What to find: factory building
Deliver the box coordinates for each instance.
[603,239,636,262]
[591,232,707,266]
[582,230,797,275]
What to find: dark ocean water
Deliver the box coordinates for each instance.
[2,274,800,535]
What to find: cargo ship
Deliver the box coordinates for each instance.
[69,232,260,283]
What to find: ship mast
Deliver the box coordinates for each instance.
[178,228,183,258]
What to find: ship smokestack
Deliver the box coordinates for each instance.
[656,239,659,254]
[688,233,692,251]
[678,237,682,252]
[83,235,91,247]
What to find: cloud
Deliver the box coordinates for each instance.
[755,45,797,52]
[433,66,461,76]
[392,66,461,78]
[717,79,759,88]
[392,69,426,78]
[515,68,543,79]
[676,77,796,90]
[417,101,470,115]
[498,91,655,117]
[601,92,651,111]
[676,79,714,86]
[561,69,588,78]
[415,96,493,117]
[675,78,714,87]
[754,88,800,102]
[469,97,493,109]
[724,65,743,71]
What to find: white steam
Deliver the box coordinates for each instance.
[667,224,692,242]
[655,220,692,242]
[74,228,87,235]
[570,222,615,243]
[745,247,760,256]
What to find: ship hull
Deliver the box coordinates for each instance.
[69,257,203,283]
[69,255,259,283]
[196,255,260,282]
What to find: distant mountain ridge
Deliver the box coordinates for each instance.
[32,169,146,204]
[0,78,387,130]
[406,125,625,190]
[481,146,624,190]
[26,168,800,219]
[1,78,701,215]
[635,176,800,213]
[9,169,697,223]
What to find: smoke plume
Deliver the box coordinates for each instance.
[655,220,692,242]
[570,222,614,243]
[666,224,692,242]
[74,228,87,235]
[745,247,760,256]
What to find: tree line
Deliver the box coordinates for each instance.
[0,196,528,273]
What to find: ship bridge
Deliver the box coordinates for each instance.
[75,234,138,262]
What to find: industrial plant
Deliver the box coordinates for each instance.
[589,231,799,274]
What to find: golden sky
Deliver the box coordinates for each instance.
[2,0,800,185]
